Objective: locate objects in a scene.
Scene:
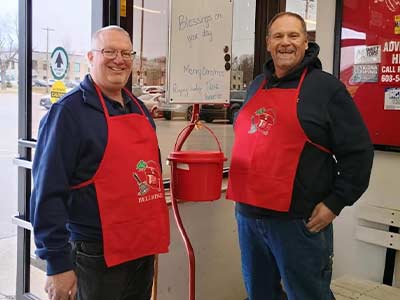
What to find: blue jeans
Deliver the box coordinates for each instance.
[72,241,155,300]
[236,211,335,300]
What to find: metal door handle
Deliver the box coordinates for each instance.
[12,215,33,230]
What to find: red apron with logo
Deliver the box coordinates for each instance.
[72,84,169,266]
[227,69,327,211]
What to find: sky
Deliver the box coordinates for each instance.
[0,0,17,15]
[0,0,91,54]
[31,0,92,55]
[0,0,317,57]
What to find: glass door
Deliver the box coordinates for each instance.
[14,1,104,299]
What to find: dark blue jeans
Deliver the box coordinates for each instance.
[236,211,335,300]
[72,241,154,300]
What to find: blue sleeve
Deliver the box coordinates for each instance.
[30,103,80,275]
[245,74,265,104]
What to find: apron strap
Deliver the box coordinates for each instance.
[297,69,332,154]
[71,84,149,190]
[296,68,307,93]
[123,87,147,116]
[92,83,148,118]
[71,178,94,190]
[93,83,111,120]
[259,68,331,154]
[307,141,332,154]
[258,68,308,93]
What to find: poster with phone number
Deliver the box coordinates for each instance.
[340,0,400,147]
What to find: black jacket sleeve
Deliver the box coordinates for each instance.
[323,85,374,215]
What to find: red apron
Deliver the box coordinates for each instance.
[72,84,169,267]
[227,69,328,211]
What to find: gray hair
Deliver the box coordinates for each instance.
[267,12,307,37]
[91,25,131,49]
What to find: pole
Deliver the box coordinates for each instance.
[139,0,144,86]
[305,0,309,20]
[168,105,200,300]
[42,27,54,93]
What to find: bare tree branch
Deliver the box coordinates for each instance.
[0,13,18,89]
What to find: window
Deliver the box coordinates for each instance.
[286,0,317,40]
[132,0,255,177]
[74,62,80,73]
[26,2,92,297]
[0,0,18,297]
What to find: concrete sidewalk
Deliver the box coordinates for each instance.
[0,235,46,300]
[0,235,16,300]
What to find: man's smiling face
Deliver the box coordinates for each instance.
[267,15,308,78]
[88,29,133,92]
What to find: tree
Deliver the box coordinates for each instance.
[145,57,166,85]
[239,54,254,88]
[0,14,18,90]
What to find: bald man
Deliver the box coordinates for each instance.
[31,26,170,300]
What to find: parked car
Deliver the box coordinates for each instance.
[33,79,48,87]
[132,84,143,97]
[140,93,193,121]
[138,93,164,118]
[142,85,165,94]
[40,88,72,110]
[39,95,52,109]
[64,80,80,88]
[199,90,247,124]
[159,100,193,121]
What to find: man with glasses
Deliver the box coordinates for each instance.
[31,26,170,300]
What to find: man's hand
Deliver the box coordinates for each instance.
[306,202,337,233]
[45,270,77,300]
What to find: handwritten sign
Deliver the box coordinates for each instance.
[167,0,233,103]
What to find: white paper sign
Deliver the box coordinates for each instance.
[167,0,233,104]
[384,87,400,110]
[354,45,381,64]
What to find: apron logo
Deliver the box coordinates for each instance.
[133,160,163,202]
[248,107,276,135]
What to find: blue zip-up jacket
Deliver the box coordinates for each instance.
[30,75,157,275]
[235,42,374,219]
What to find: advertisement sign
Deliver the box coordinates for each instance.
[379,40,400,85]
[351,64,378,83]
[339,0,400,147]
[354,45,381,64]
[384,87,400,110]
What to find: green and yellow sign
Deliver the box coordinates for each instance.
[50,80,67,104]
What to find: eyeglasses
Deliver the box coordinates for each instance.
[92,48,136,60]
